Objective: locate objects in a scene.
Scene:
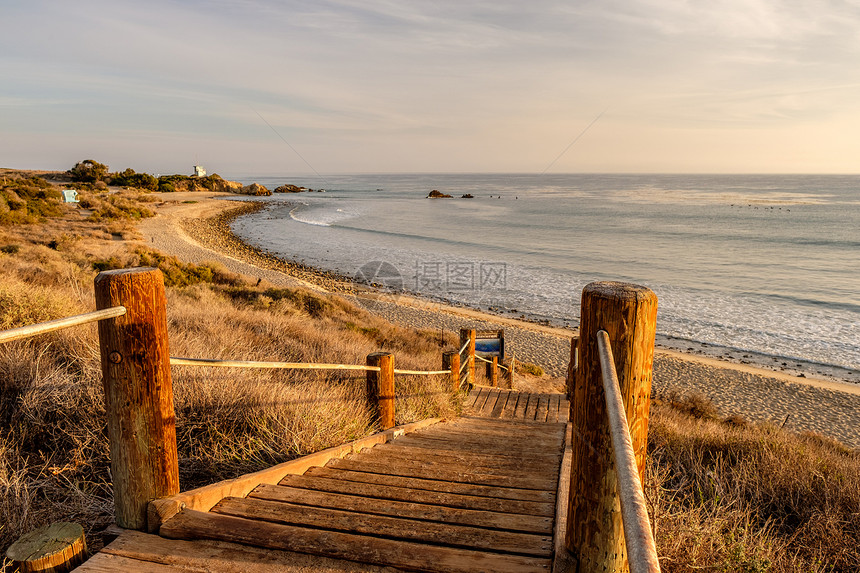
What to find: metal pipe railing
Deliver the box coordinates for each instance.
[0,306,127,344]
[596,330,660,573]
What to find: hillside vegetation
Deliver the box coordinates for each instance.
[1,175,858,572]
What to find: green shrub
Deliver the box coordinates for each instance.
[69,159,108,183]
[110,168,158,191]
[515,361,544,377]
[0,177,63,225]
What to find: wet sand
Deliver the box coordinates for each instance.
[138,193,860,448]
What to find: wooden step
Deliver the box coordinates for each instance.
[160,509,553,573]
[278,473,555,516]
[212,496,553,557]
[303,466,556,503]
[249,483,554,534]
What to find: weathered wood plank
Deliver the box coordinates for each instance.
[479,388,502,417]
[278,474,554,516]
[367,443,562,470]
[514,391,530,419]
[249,484,554,534]
[213,496,553,557]
[160,509,552,573]
[466,386,485,409]
[536,394,550,423]
[303,466,556,503]
[471,388,491,416]
[389,435,564,457]
[501,391,520,418]
[324,458,558,491]
[71,553,183,572]
[490,390,511,418]
[148,417,441,531]
[92,528,393,572]
[559,398,570,423]
[525,393,540,420]
[548,394,561,423]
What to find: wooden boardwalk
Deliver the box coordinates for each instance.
[78,388,570,573]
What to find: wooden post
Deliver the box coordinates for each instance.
[566,336,579,398]
[566,281,658,572]
[6,522,87,573]
[366,352,395,430]
[442,350,460,393]
[459,328,476,386]
[486,356,499,387]
[95,267,179,531]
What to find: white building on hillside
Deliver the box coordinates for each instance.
[193,165,206,177]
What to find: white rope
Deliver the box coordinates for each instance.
[0,306,127,344]
[170,357,380,372]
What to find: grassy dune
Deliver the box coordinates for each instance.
[1,175,859,571]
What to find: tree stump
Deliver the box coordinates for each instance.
[6,522,87,573]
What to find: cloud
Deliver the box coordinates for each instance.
[3,0,860,172]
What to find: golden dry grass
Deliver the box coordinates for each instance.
[649,395,860,572]
[3,187,860,572]
[0,205,462,562]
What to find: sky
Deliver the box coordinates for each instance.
[2,0,860,175]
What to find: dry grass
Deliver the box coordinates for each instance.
[0,196,461,560]
[649,393,860,572]
[4,186,860,572]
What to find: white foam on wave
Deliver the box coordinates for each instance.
[288,204,358,227]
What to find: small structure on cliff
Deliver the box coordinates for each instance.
[193,165,206,177]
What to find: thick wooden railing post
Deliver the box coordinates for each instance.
[442,350,460,393]
[486,356,499,387]
[94,268,179,531]
[566,281,657,572]
[459,328,476,386]
[366,352,395,430]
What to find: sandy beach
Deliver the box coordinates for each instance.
[138,193,860,449]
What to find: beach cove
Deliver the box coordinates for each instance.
[139,192,860,448]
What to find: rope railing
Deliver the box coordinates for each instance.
[457,339,470,356]
[170,357,381,372]
[596,330,660,573]
[0,306,127,344]
[393,369,452,376]
[170,357,454,377]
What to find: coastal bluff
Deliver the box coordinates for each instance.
[168,176,271,196]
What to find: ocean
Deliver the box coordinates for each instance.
[229,174,860,374]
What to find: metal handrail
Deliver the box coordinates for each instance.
[0,306,127,344]
[596,330,660,573]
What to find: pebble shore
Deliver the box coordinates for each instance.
[139,195,860,449]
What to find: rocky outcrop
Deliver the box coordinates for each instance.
[427,190,453,198]
[241,183,271,196]
[274,184,306,193]
[461,194,474,199]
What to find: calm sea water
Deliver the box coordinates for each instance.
[230,174,860,372]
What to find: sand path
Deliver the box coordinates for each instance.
[138,194,860,449]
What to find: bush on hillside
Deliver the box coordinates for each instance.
[0,177,63,225]
[69,159,109,183]
[109,168,158,191]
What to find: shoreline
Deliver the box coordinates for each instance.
[137,192,860,447]
[170,194,858,386]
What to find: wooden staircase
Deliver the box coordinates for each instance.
[77,389,570,573]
